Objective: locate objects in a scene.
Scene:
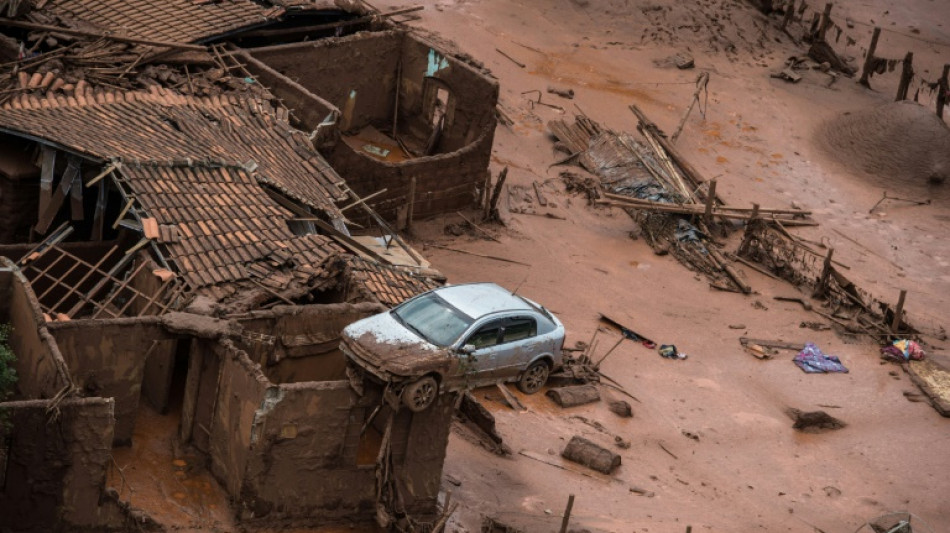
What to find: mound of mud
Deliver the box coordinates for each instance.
[818,101,950,185]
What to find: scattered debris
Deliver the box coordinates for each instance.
[904,356,950,417]
[658,344,687,360]
[547,85,575,99]
[495,47,526,68]
[787,408,846,433]
[608,399,632,418]
[770,69,802,83]
[495,381,528,412]
[457,392,510,455]
[793,343,849,373]
[547,385,601,407]
[561,436,621,475]
[629,486,655,497]
[482,517,525,533]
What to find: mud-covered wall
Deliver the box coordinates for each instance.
[397,35,499,154]
[238,51,338,134]
[206,340,269,497]
[48,318,168,445]
[250,31,402,133]
[0,397,115,532]
[248,31,498,223]
[0,261,72,399]
[394,392,456,514]
[240,380,377,520]
[237,302,385,384]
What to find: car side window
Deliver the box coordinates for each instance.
[501,319,536,344]
[466,323,502,349]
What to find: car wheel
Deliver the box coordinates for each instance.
[402,376,438,412]
[517,361,550,394]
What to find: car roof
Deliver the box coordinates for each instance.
[433,282,533,319]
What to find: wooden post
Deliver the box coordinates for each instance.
[937,64,950,119]
[488,166,508,220]
[750,203,760,221]
[895,52,914,101]
[558,494,575,533]
[814,247,834,297]
[781,0,795,29]
[406,177,416,233]
[672,72,710,144]
[482,171,493,219]
[859,27,882,88]
[891,289,907,333]
[817,3,833,42]
[704,179,717,225]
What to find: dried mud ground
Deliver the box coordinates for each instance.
[361,0,950,532]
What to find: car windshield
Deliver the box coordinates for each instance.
[392,293,474,347]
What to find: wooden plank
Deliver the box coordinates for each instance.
[91,259,149,319]
[311,218,391,265]
[495,381,527,412]
[46,245,119,313]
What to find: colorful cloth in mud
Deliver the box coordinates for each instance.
[793,343,848,373]
[880,339,926,363]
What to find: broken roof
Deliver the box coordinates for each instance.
[121,162,342,290]
[345,256,443,308]
[0,87,345,217]
[29,0,281,45]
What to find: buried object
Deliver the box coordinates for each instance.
[787,408,846,433]
[546,384,601,407]
[561,435,621,474]
[342,282,565,411]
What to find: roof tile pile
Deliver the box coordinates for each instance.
[345,256,441,307]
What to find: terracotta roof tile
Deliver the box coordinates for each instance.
[0,91,345,217]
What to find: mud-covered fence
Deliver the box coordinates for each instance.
[777,1,950,117]
[737,219,933,341]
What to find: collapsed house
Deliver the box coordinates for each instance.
[0,1,497,530]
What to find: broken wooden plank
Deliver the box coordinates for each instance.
[426,244,530,266]
[495,381,527,412]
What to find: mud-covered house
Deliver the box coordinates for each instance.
[0,1,496,530]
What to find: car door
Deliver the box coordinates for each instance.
[488,316,539,381]
[455,319,504,387]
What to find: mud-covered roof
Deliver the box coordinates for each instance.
[120,162,342,290]
[345,256,442,307]
[0,88,345,217]
[28,0,282,44]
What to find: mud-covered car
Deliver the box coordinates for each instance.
[341,282,565,411]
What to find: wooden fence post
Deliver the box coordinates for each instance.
[859,27,882,88]
[895,52,914,101]
[406,176,416,232]
[558,494,575,533]
[781,0,796,29]
[937,64,950,119]
[891,289,907,334]
[817,3,833,42]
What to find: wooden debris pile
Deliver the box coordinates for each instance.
[550,112,750,293]
[738,219,929,341]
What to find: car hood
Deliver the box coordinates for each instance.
[342,312,450,377]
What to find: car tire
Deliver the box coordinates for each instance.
[517,361,550,394]
[402,376,439,412]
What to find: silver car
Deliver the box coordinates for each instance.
[341,282,566,411]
